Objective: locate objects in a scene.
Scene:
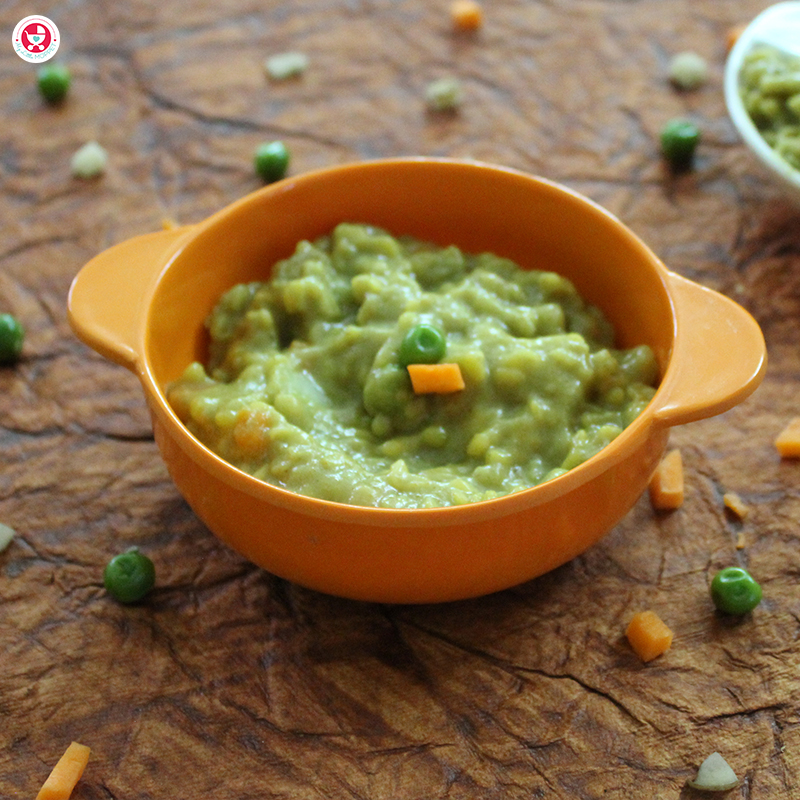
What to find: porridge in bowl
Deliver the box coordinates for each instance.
[167,223,658,508]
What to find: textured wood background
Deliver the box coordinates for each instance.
[2,0,799,797]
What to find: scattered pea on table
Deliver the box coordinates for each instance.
[104,547,156,603]
[0,313,24,364]
[254,140,290,183]
[37,63,71,103]
[711,566,762,615]
[660,118,701,169]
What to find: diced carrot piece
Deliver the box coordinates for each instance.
[723,491,749,520]
[36,742,91,800]
[775,417,800,458]
[407,363,465,394]
[626,611,673,663]
[451,0,483,31]
[725,24,747,53]
[649,448,684,510]
[233,407,274,456]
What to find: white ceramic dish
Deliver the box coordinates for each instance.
[724,1,800,202]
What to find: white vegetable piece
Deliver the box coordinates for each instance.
[0,523,15,553]
[71,140,108,178]
[425,77,463,111]
[669,51,709,90]
[688,752,740,792]
[264,51,309,80]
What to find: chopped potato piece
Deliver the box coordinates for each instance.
[0,522,14,552]
[687,752,739,792]
[425,77,463,111]
[264,51,308,80]
[70,141,107,178]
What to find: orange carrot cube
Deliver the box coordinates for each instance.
[407,362,465,394]
[649,449,684,510]
[775,417,800,458]
[626,611,673,663]
[451,0,483,31]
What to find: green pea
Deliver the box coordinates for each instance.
[37,63,71,103]
[399,323,447,366]
[660,118,700,168]
[104,547,156,603]
[254,140,290,183]
[0,313,24,364]
[711,566,762,615]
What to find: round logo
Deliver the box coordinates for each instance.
[12,15,60,63]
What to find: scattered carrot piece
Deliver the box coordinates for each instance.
[407,362,465,394]
[725,24,747,53]
[723,491,749,520]
[775,417,800,458]
[649,449,684,510]
[626,610,673,663]
[736,531,747,550]
[36,742,91,800]
[451,0,483,31]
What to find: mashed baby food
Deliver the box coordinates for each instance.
[167,223,658,508]
[740,44,800,171]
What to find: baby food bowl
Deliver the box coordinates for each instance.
[68,158,766,604]
[724,1,800,203]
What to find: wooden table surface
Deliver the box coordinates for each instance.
[2,1,799,797]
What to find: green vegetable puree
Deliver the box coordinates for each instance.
[740,44,800,171]
[167,223,658,508]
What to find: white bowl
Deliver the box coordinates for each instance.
[724,1,800,202]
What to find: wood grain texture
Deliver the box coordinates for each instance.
[1,0,799,797]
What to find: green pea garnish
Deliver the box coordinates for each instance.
[399,323,447,366]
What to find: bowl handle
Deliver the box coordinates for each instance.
[68,227,192,372]
[652,271,767,428]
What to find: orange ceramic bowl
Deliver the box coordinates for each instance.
[68,159,766,603]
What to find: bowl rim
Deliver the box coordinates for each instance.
[723,1,800,196]
[140,157,674,524]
